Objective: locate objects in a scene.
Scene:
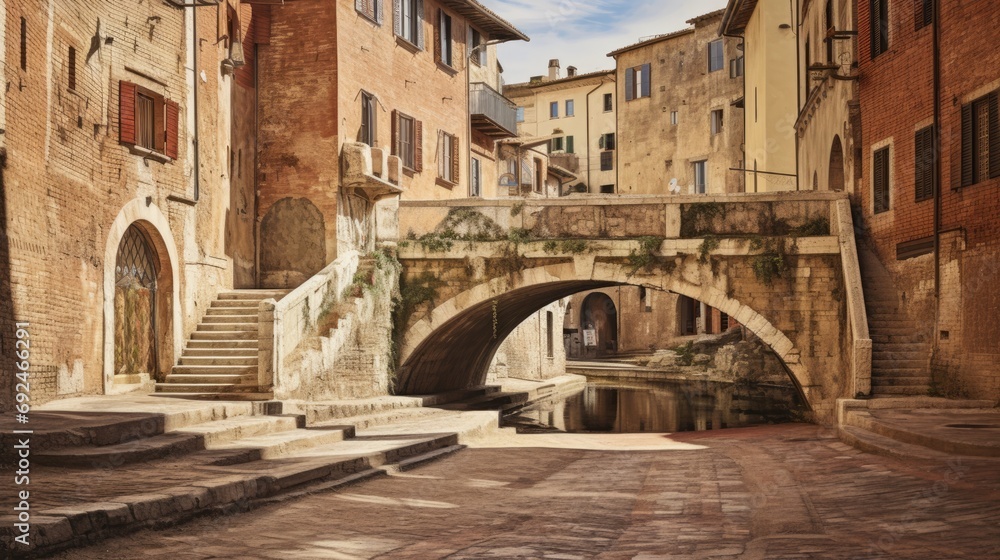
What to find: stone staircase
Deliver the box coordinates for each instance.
[155,289,289,400]
[858,245,932,397]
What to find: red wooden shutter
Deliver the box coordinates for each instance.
[165,99,180,159]
[414,119,423,172]
[451,135,460,183]
[961,103,974,186]
[989,91,1000,179]
[153,94,166,152]
[119,81,137,145]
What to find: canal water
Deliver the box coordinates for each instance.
[503,379,806,434]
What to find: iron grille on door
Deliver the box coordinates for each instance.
[114,225,158,378]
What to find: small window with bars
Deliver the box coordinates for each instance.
[601,151,613,171]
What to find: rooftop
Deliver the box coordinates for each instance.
[720,0,758,36]
[607,8,724,58]
[504,69,616,94]
[439,0,529,43]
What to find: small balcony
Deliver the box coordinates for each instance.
[470,82,518,138]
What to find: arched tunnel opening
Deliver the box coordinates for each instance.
[396,279,810,427]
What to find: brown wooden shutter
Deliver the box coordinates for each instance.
[961,103,974,186]
[870,0,881,58]
[391,109,399,156]
[873,147,888,213]
[913,0,923,31]
[451,135,460,183]
[989,91,1000,179]
[914,126,933,201]
[414,119,423,172]
[119,81,137,145]
[434,9,442,63]
[165,99,180,159]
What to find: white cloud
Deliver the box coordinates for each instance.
[481,0,731,84]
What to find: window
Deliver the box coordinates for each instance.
[693,160,707,194]
[825,0,835,62]
[395,0,423,47]
[566,136,574,154]
[119,81,179,159]
[914,126,934,202]
[961,92,999,187]
[730,56,744,78]
[392,110,422,171]
[356,0,383,23]
[516,107,525,123]
[870,0,888,58]
[438,132,458,183]
[639,287,651,313]
[708,40,724,72]
[550,101,559,119]
[565,99,575,117]
[20,18,27,71]
[550,137,564,152]
[603,93,613,112]
[625,64,650,101]
[670,110,678,126]
[710,109,724,135]
[470,157,481,197]
[360,92,377,146]
[436,9,452,66]
[468,27,486,66]
[601,151,613,171]
[546,311,554,358]
[600,184,615,194]
[599,133,615,150]
[67,46,77,91]
[873,146,890,213]
[915,0,932,30]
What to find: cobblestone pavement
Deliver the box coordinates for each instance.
[50,424,1000,559]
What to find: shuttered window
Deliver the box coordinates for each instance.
[914,125,934,202]
[360,92,377,146]
[468,27,486,66]
[870,0,888,58]
[392,110,422,171]
[914,0,932,30]
[708,40,724,72]
[356,0,383,23]
[960,92,1000,187]
[625,64,651,101]
[119,80,179,159]
[566,136,574,154]
[873,146,890,213]
[438,132,459,184]
[601,151,613,171]
[435,9,452,66]
[470,157,481,197]
[394,0,423,48]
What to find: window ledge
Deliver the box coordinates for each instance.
[395,36,422,54]
[436,177,457,189]
[127,144,172,164]
[356,11,381,26]
[436,61,458,76]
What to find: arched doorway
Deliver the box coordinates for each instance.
[829,135,845,192]
[114,224,159,380]
[581,292,617,358]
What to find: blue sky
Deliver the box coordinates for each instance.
[480,0,731,84]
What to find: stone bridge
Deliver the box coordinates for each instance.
[390,192,870,424]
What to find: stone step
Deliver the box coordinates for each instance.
[871,375,933,386]
[218,290,289,301]
[871,350,929,361]
[179,355,258,366]
[153,383,265,394]
[871,359,928,369]
[210,299,261,308]
[205,306,260,316]
[34,415,302,468]
[867,326,930,336]
[872,385,930,396]
[845,410,1000,457]
[191,330,259,341]
[869,341,930,352]
[161,373,257,385]
[170,364,256,376]
[209,425,358,464]
[202,314,257,324]
[153,392,275,401]
[187,338,259,348]
[871,334,929,344]
[183,347,259,357]
[197,322,259,332]
[871,367,929,376]
[838,425,952,462]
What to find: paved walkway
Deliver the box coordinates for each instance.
[50,424,1000,559]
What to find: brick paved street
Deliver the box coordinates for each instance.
[49,424,1000,559]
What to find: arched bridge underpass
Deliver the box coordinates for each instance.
[390,193,871,425]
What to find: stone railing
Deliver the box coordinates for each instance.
[832,198,872,397]
[341,142,404,200]
[257,251,360,392]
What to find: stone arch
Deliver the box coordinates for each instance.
[260,197,326,289]
[398,261,818,411]
[829,135,845,192]
[103,199,181,393]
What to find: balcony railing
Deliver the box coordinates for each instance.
[470,82,517,138]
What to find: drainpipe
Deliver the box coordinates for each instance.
[793,0,801,191]
[584,79,605,192]
[192,7,200,202]
[932,0,941,301]
[254,33,261,287]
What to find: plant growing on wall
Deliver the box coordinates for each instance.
[625,236,666,277]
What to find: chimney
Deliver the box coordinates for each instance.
[567,66,577,77]
[548,59,560,81]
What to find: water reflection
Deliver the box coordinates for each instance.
[505,379,804,434]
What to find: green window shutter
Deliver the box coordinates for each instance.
[566,136,574,154]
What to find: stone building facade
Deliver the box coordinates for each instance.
[857,0,1000,400]
[610,10,745,195]
[0,0,259,407]
[505,65,617,194]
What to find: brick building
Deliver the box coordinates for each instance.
[0,0,264,407]
[610,10,745,195]
[857,0,1000,399]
